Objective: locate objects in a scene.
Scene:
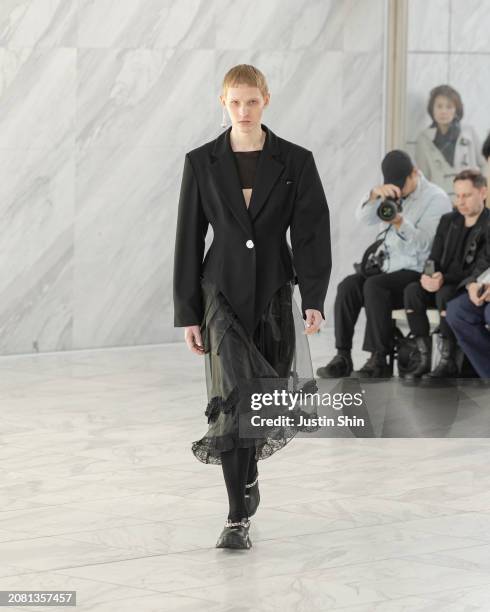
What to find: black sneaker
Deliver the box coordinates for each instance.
[316,353,353,378]
[353,352,392,378]
[216,518,252,549]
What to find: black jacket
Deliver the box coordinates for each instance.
[429,207,490,288]
[463,210,490,285]
[173,123,332,335]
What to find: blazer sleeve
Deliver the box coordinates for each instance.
[289,151,332,319]
[173,153,209,327]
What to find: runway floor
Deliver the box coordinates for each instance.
[1,331,490,611]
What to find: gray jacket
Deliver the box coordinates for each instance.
[356,172,453,273]
[415,123,486,198]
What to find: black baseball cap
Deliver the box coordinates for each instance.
[381,150,415,190]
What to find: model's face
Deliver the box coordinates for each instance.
[432,95,456,126]
[454,180,486,217]
[220,84,269,132]
[401,169,419,197]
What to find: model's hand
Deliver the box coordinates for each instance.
[483,285,490,302]
[184,325,205,355]
[421,272,443,293]
[468,282,484,307]
[304,309,323,335]
[369,184,401,201]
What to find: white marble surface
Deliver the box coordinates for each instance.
[0,0,387,355]
[406,0,490,150]
[1,338,490,611]
[408,0,450,53]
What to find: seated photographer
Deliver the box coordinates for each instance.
[446,214,490,380]
[317,150,452,379]
[403,169,489,381]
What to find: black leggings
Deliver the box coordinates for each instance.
[220,446,258,521]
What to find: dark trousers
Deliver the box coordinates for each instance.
[446,293,490,379]
[404,281,463,340]
[335,269,420,354]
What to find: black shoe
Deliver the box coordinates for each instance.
[421,336,458,384]
[245,474,260,517]
[316,352,353,378]
[353,352,392,378]
[402,336,432,382]
[216,518,252,549]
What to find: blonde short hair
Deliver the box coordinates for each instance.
[222,64,269,98]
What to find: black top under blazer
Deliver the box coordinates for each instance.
[173,123,332,336]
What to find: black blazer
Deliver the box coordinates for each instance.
[429,207,490,288]
[173,123,332,335]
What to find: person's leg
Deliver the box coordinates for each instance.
[354,270,420,378]
[317,273,365,378]
[245,449,260,517]
[422,285,461,380]
[334,273,366,350]
[216,445,253,549]
[446,294,490,379]
[247,451,258,484]
[485,303,490,332]
[404,281,433,337]
[403,281,435,379]
[362,270,421,354]
[435,285,460,341]
[220,446,254,521]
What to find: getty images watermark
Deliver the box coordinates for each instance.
[248,387,366,428]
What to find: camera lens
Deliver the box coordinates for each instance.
[376,200,397,222]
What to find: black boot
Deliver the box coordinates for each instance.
[421,335,458,383]
[216,518,252,549]
[353,351,392,378]
[316,350,353,378]
[403,336,432,381]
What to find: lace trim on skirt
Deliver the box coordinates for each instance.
[191,278,317,465]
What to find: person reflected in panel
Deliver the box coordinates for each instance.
[415,85,486,199]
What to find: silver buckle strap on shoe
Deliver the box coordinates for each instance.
[225,518,250,528]
[245,475,258,489]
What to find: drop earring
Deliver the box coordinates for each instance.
[221,106,228,128]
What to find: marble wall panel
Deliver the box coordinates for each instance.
[0,0,388,354]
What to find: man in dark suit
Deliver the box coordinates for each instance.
[403,169,489,381]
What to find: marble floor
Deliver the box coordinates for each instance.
[1,330,490,611]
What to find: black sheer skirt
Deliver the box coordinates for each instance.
[191,277,317,465]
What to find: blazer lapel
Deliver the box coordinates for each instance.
[210,127,253,237]
[441,217,461,268]
[248,124,285,221]
[209,123,285,231]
